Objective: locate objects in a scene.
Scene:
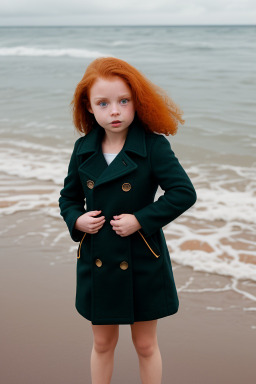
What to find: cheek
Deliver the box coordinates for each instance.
[129,100,135,111]
[128,103,136,115]
[91,107,100,115]
[93,109,106,121]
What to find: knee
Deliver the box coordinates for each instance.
[132,337,157,358]
[93,334,119,354]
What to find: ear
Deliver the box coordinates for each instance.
[85,99,93,114]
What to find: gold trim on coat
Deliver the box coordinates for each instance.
[77,231,160,259]
[77,232,87,259]
[138,230,160,258]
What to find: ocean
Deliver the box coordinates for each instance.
[0,26,255,292]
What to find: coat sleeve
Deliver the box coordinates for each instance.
[59,138,86,242]
[133,134,197,238]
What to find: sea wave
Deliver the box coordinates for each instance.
[0,46,113,59]
[166,224,256,282]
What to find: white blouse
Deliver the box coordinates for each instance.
[103,153,118,165]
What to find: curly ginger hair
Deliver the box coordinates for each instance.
[71,57,185,136]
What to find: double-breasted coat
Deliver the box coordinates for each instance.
[59,118,197,325]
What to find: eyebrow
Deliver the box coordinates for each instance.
[93,94,131,101]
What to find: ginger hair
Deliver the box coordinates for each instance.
[71,57,185,136]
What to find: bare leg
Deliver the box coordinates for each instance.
[130,320,162,384]
[90,323,119,384]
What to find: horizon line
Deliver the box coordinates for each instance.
[0,24,255,28]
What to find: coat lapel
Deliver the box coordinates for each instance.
[77,118,147,189]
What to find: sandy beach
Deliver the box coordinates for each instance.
[1,211,255,384]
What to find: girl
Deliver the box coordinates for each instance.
[59,57,197,384]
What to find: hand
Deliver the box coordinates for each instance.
[74,210,105,234]
[110,214,142,237]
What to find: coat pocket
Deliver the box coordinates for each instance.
[77,232,87,259]
[137,230,160,258]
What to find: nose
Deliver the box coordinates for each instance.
[110,103,120,116]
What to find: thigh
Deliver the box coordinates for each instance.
[91,323,119,345]
[130,320,158,343]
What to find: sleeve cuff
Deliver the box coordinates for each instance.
[65,210,86,242]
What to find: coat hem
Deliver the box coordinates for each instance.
[133,305,179,323]
[75,302,179,325]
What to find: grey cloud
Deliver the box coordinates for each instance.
[0,0,255,24]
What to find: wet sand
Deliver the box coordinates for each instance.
[1,212,256,384]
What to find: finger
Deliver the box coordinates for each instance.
[89,210,102,216]
[91,220,105,229]
[92,216,105,224]
[110,219,120,226]
[112,227,121,232]
[91,222,104,229]
[91,226,102,233]
[110,222,120,229]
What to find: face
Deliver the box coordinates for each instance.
[88,76,135,136]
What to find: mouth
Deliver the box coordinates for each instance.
[110,120,122,127]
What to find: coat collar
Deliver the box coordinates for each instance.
[76,117,147,189]
[76,116,147,158]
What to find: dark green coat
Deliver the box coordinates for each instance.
[59,119,197,325]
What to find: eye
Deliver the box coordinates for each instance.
[99,101,108,107]
[120,98,129,105]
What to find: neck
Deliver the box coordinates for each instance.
[102,129,129,147]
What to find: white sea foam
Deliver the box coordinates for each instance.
[0,46,113,59]
[111,41,130,46]
[0,144,68,185]
[0,138,70,154]
[168,246,256,282]
[162,161,256,282]
[179,277,256,302]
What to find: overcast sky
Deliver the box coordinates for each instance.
[0,0,255,26]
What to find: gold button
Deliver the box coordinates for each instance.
[95,259,102,267]
[120,261,128,270]
[122,183,131,192]
[87,180,94,189]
